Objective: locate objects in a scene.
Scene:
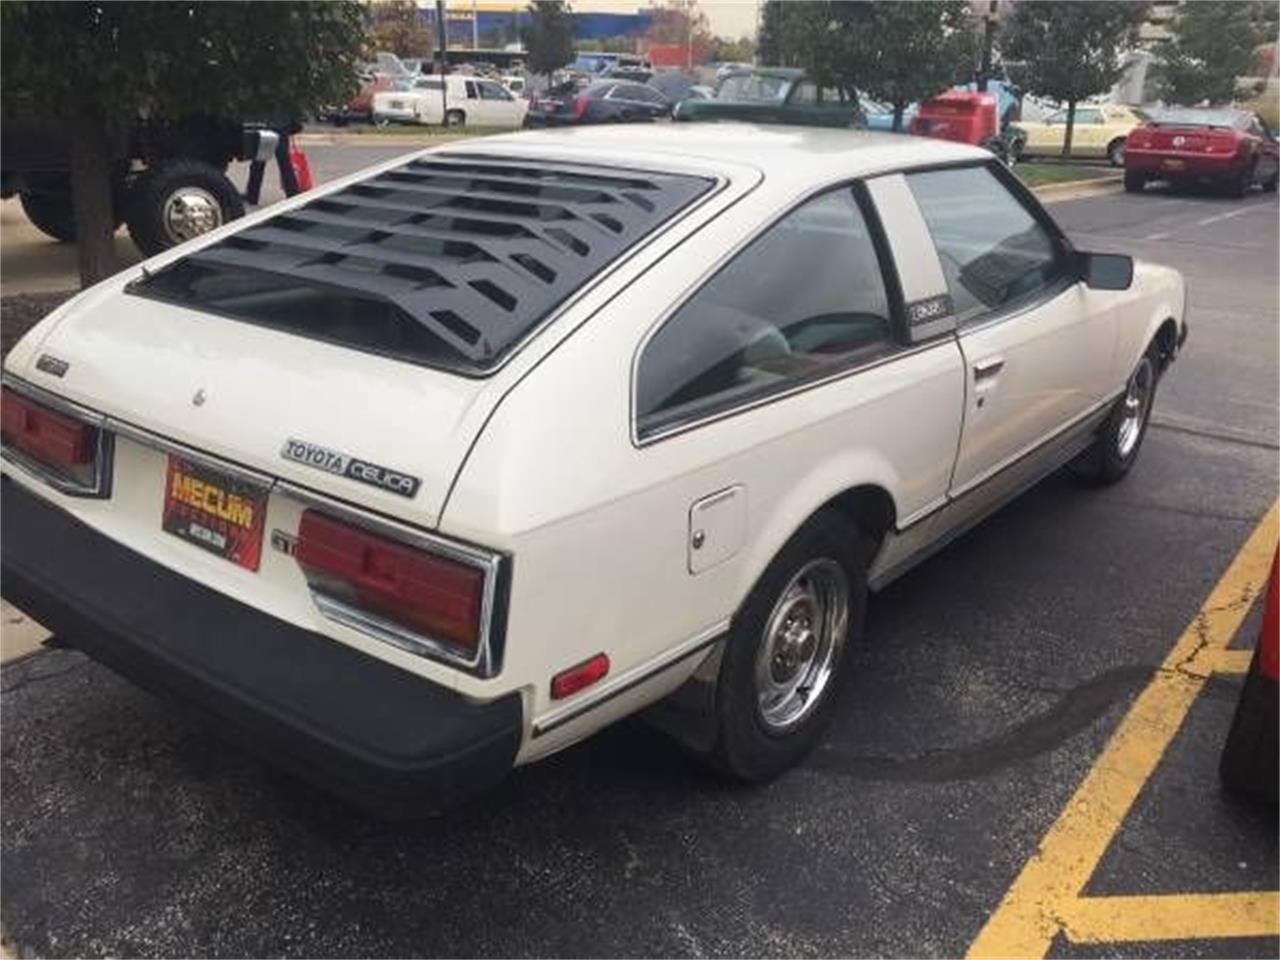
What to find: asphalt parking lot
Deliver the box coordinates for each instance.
[1,145,1277,958]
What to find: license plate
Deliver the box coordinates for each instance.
[391,100,404,109]
[163,455,267,571]
[1162,158,1185,170]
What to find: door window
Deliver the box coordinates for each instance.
[465,80,479,99]
[636,188,894,436]
[478,81,513,101]
[906,166,1066,326]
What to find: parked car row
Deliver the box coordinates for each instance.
[1123,106,1280,197]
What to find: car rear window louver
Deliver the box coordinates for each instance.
[126,155,714,374]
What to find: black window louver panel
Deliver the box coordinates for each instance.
[125,154,714,374]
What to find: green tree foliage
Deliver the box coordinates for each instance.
[1002,0,1148,156]
[522,1,576,78]
[757,1,978,127]
[369,0,435,59]
[1153,1,1273,106]
[710,35,756,65]
[857,1,979,131]
[0,1,365,286]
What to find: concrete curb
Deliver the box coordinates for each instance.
[1031,174,1123,203]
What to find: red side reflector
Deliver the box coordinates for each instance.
[551,653,610,700]
[295,509,486,654]
[1,386,96,479]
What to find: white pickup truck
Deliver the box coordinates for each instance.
[1,125,1186,815]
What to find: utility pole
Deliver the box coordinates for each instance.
[472,0,479,50]
[978,0,997,92]
[435,0,448,118]
[686,0,693,70]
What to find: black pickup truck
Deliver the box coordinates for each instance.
[2,116,300,255]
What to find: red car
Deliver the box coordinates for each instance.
[1124,106,1280,196]
[1220,548,1278,803]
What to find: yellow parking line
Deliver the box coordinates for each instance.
[1062,893,1280,944]
[968,497,1280,959]
[1211,648,1254,675]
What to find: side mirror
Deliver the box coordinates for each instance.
[1079,251,1134,291]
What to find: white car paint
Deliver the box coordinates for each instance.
[2,124,1185,779]
[371,74,528,127]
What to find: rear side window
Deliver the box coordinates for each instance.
[906,166,1064,325]
[636,188,893,437]
[127,156,713,375]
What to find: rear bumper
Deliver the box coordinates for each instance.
[1126,150,1245,179]
[0,478,522,817]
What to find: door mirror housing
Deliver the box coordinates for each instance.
[1078,251,1133,291]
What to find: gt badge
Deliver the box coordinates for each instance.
[35,354,69,377]
[280,438,422,499]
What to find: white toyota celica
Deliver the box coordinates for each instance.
[1,125,1186,815]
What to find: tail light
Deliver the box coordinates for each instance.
[1,385,111,496]
[571,96,589,120]
[1127,129,1152,149]
[295,509,500,672]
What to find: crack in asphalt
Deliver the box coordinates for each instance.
[0,657,89,695]
[805,665,1153,782]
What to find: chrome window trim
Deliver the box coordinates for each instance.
[275,480,507,678]
[1,373,113,498]
[629,177,914,448]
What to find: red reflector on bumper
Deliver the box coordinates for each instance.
[551,653,610,700]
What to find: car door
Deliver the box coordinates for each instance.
[902,163,1118,527]
[476,79,524,126]
[1249,115,1280,181]
[1024,111,1064,154]
[1069,107,1106,156]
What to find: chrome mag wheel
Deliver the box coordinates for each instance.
[1117,356,1155,459]
[754,558,849,732]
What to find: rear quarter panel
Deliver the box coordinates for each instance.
[442,189,966,761]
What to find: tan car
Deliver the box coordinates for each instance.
[1017,104,1147,166]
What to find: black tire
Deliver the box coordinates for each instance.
[709,510,869,782]
[18,190,77,243]
[1228,161,1256,198]
[1071,343,1160,485]
[1123,170,1146,193]
[1106,137,1126,168]
[125,159,245,257]
[444,109,466,127]
[1219,650,1279,804]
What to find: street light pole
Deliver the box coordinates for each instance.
[436,0,448,119]
[979,0,997,92]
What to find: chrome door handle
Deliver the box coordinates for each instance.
[973,358,1005,381]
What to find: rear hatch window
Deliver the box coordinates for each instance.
[126,155,714,375]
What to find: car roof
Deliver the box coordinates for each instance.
[447,122,988,189]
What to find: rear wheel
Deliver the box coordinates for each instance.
[1106,137,1126,167]
[1228,161,1256,198]
[18,190,77,242]
[126,159,245,256]
[1072,345,1159,485]
[444,109,466,127]
[708,510,868,781]
[1123,170,1147,193]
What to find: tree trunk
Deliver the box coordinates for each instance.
[893,102,906,133]
[68,108,118,288]
[1062,98,1077,158]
